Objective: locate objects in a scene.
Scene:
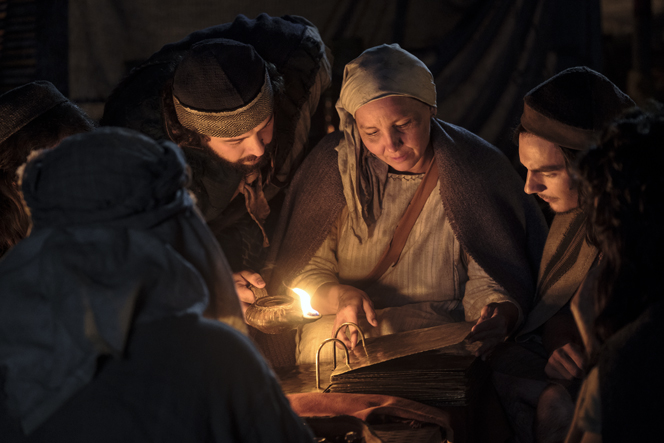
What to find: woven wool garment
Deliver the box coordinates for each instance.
[265,119,548,318]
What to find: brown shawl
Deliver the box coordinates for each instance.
[517,209,598,337]
[265,118,548,317]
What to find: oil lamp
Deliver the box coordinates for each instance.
[244,287,320,334]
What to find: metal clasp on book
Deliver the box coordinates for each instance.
[315,338,351,390]
[314,322,368,390]
[334,322,369,360]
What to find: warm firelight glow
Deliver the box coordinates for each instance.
[292,288,320,319]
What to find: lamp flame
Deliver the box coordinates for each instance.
[292,288,320,319]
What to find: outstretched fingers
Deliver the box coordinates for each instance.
[332,316,356,350]
[362,297,378,327]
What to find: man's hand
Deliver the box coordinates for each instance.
[467,301,519,359]
[328,284,378,351]
[233,270,265,318]
[545,342,585,380]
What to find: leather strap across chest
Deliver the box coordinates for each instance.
[358,157,439,288]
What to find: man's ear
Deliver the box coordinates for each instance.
[430,106,437,118]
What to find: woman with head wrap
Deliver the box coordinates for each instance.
[0,128,313,442]
[0,81,95,257]
[265,44,548,365]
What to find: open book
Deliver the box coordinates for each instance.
[277,322,487,407]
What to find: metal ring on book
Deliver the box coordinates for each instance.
[334,322,369,361]
[315,338,351,390]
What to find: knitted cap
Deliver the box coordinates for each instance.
[0,81,68,144]
[521,66,635,150]
[172,38,273,138]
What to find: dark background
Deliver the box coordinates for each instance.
[1,0,662,160]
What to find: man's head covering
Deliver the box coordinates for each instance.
[0,81,68,144]
[172,38,274,138]
[520,66,635,150]
[0,127,244,434]
[335,44,436,240]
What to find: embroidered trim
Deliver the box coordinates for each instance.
[388,173,425,182]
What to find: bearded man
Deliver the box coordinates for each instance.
[102,14,331,314]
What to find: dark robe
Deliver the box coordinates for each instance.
[598,299,664,443]
[0,315,313,443]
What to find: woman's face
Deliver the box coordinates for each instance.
[354,96,434,174]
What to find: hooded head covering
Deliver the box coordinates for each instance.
[335,44,437,240]
[172,38,274,138]
[520,66,635,150]
[0,127,244,434]
[0,81,68,145]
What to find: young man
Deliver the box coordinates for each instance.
[102,14,331,314]
[492,67,635,443]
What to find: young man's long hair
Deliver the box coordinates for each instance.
[0,102,95,256]
[576,108,664,343]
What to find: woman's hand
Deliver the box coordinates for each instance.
[316,284,378,350]
[467,301,519,359]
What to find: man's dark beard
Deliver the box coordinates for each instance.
[201,139,275,176]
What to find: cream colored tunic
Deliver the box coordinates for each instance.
[291,172,520,364]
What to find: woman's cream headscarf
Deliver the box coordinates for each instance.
[336,44,437,240]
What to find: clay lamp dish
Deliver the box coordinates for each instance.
[245,288,321,335]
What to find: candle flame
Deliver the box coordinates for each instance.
[292,288,320,318]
